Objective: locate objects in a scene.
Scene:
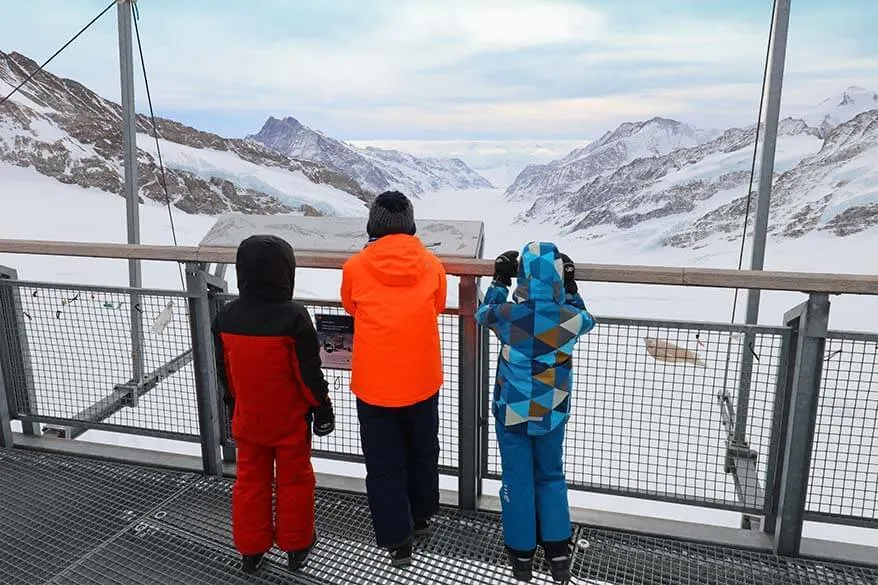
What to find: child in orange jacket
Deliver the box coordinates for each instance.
[341,191,447,567]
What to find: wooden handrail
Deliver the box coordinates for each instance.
[0,238,876,295]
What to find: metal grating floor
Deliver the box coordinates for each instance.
[1,449,876,585]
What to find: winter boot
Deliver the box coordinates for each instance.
[544,540,574,583]
[413,517,433,537]
[388,540,413,568]
[505,547,535,582]
[288,533,317,571]
[241,553,265,574]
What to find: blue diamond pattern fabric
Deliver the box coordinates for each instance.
[475,242,596,436]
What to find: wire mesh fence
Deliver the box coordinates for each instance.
[0,279,198,440]
[483,316,789,513]
[806,331,878,526]
[213,294,462,473]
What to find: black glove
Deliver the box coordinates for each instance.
[312,398,335,437]
[559,253,577,295]
[493,250,519,287]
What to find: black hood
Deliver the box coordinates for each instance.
[236,235,296,302]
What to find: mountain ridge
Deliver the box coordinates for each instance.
[0,50,370,217]
[250,115,493,196]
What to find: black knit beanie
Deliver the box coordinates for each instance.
[366,190,417,239]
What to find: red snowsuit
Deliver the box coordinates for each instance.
[212,235,330,555]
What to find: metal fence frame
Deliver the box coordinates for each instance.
[481,315,793,517]
[803,328,878,531]
[0,275,199,443]
[1,245,877,558]
[208,283,474,487]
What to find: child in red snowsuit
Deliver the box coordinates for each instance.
[212,235,335,574]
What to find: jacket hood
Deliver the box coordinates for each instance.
[513,241,565,303]
[361,234,433,287]
[236,235,296,301]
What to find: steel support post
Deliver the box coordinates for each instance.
[479,320,491,483]
[774,293,829,556]
[0,356,13,447]
[186,263,222,476]
[0,265,39,436]
[735,0,793,445]
[204,275,235,464]
[763,328,795,536]
[458,276,482,510]
[118,0,144,400]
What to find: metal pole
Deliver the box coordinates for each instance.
[0,266,40,436]
[118,0,144,401]
[774,293,829,556]
[734,0,792,444]
[763,328,796,535]
[204,271,235,464]
[186,263,223,476]
[0,356,13,448]
[458,276,481,510]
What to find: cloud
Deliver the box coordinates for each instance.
[2,0,877,139]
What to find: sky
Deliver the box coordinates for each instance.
[1,0,877,141]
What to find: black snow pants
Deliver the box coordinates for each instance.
[357,392,440,548]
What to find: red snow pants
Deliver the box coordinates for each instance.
[232,429,315,555]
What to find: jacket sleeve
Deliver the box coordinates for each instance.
[564,292,596,335]
[341,262,356,317]
[289,305,330,407]
[474,283,514,344]
[210,313,235,408]
[435,259,448,314]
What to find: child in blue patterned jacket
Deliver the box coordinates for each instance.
[475,242,595,584]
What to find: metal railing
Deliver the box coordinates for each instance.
[806,329,878,528]
[211,294,465,474]
[1,239,877,559]
[484,317,791,517]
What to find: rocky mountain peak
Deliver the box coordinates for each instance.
[1,50,371,216]
[510,89,878,249]
[250,115,492,196]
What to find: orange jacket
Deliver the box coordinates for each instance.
[341,234,447,407]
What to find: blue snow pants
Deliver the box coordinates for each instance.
[496,420,571,553]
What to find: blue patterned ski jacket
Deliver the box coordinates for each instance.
[475,242,595,435]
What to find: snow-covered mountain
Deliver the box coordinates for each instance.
[510,90,878,247]
[0,51,370,217]
[350,139,590,189]
[505,117,719,202]
[803,86,878,134]
[250,116,493,197]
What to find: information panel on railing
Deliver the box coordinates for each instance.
[199,214,485,258]
[315,314,354,370]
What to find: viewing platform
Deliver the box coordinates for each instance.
[1,235,877,584]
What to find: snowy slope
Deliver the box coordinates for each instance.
[669,111,878,247]
[508,89,878,246]
[0,50,369,217]
[351,139,590,189]
[137,137,368,218]
[505,118,714,202]
[803,86,878,133]
[250,116,493,196]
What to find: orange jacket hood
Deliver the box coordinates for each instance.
[361,234,434,287]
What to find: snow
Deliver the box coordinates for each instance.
[808,149,878,227]
[655,135,821,189]
[1,159,877,549]
[803,86,878,129]
[136,135,369,218]
[350,139,589,189]
[0,75,53,114]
